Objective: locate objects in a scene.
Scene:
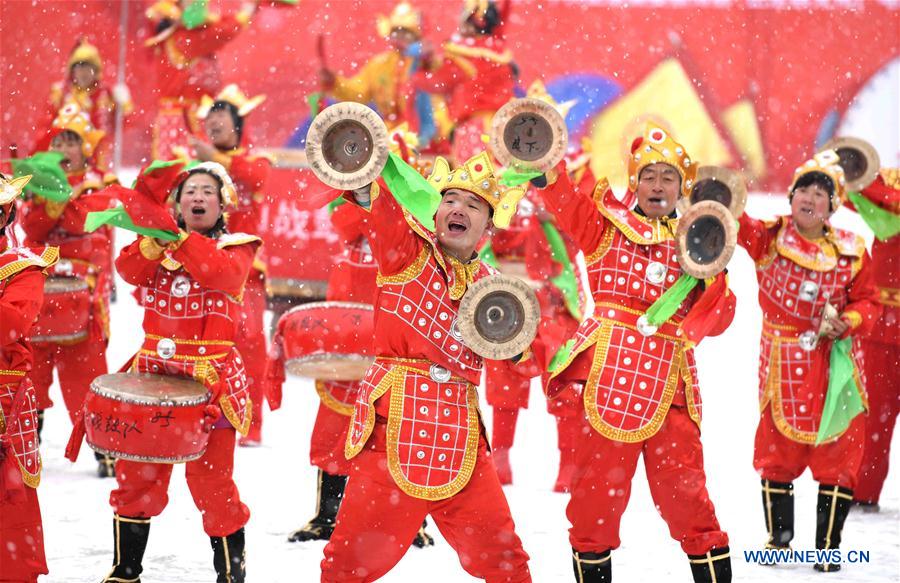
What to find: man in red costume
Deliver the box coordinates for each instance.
[534,123,736,582]
[482,81,586,492]
[193,84,271,446]
[47,38,132,170]
[86,162,259,583]
[846,167,899,511]
[20,104,118,477]
[319,151,532,582]
[0,173,58,583]
[145,0,257,160]
[411,0,516,163]
[738,150,881,572]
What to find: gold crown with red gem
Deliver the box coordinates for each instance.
[627,123,697,198]
[426,151,525,229]
[50,103,105,158]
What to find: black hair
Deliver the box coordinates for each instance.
[174,168,228,239]
[209,101,244,144]
[0,203,16,235]
[790,171,835,209]
[155,18,175,35]
[467,2,502,35]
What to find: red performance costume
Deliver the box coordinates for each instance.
[196,84,272,445]
[320,152,531,582]
[412,0,515,163]
[0,174,57,583]
[145,0,255,160]
[538,124,736,582]
[847,168,900,507]
[82,162,259,583]
[737,150,880,569]
[47,38,132,169]
[482,81,586,492]
[20,105,117,473]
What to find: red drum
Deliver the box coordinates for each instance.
[30,276,91,343]
[84,373,212,463]
[279,301,374,380]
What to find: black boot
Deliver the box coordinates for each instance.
[761,479,794,549]
[102,514,150,582]
[36,409,44,444]
[572,549,611,582]
[96,451,117,478]
[287,470,346,542]
[411,518,435,548]
[688,546,732,583]
[211,528,246,583]
[814,484,853,572]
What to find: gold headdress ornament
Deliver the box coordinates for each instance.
[68,38,102,73]
[176,161,239,209]
[627,122,697,198]
[146,0,182,21]
[51,103,105,158]
[426,151,525,229]
[789,149,847,208]
[0,174,32,206]
[525,80,576,119]
[197,84,267,119]
[376,2,422,38]
[463,0,490,18]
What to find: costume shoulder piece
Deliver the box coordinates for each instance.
[595,187,677,245]
[216,232,262,249]
[0,246,59,281]
[775,217,864,272]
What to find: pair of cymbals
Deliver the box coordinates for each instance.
[306,98,569,190]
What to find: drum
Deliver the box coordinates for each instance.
[83,373,212,463]
[457,275,540,360]
[279,301,375,380]
[30,275,90,343]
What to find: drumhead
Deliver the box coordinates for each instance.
[45,276,89,293]
[90,373,210,406]
[281,300,374,319]
[285,354,374,381]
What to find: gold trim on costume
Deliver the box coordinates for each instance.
[0,247,60,281]
[596,198,679,245]
[139,236,167,260]
[219,394,252,437]
[344,367,400,459]
[376,246,429,286]
[315,380,354,417]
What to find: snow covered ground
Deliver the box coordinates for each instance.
[34,194,899,582]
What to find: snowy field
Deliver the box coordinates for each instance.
[34,192,899,582]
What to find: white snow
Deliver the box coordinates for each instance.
[34,193,898,582]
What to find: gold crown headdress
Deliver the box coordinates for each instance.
[197,84,266,119]
[627,122,697,198]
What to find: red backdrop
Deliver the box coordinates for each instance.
[1,0,897,191]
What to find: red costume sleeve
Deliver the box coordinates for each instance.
[0,269,45,349]
[227,154,271,195]
[19,198,62,242]
[57,190,115,234]
[170,234,258,297]
[680,272,736,344]
[537,163,607,257]
[173,14,248,61]
[412,58,469,94]
[737,212,777,263]
[842,252,882,337]
[341,180,423,277]
[848,175,900,214]
[115,238,165,287]
[330,202,367,244]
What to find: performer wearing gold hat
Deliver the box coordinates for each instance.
[319,2,428,131]
[411,0,516,164]
[0,173,58,583]
[318,151,532,581]
[47,38,132,170]
[145,0,258,160]
[193,84,272,446]
[20,104,119,477]
[847,167,900,510]
[532,123,736,582]
[737,150,880,571]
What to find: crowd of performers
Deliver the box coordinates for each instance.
[1,1,898,582]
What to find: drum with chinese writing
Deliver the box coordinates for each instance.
[83,373,211,463]
[30,276,91,343]
[278,301,375,380]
